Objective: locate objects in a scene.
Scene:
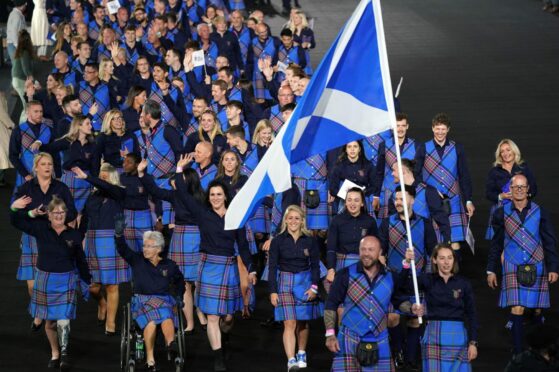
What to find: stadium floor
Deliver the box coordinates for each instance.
[1,0,559,370]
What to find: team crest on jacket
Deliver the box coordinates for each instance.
[161,269,168,277]
[65,240,74,248]
[453,289,462,299]
[358,170,365,177]
[138,186,144,194]
[303,248,309,257]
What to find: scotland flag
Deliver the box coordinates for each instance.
[225,0,397,230]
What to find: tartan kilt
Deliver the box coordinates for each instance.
[274,270,323,321]
[294,178,330,230]
[421,320,471,372]
[499,259,549,308]
[195,253,242,316]
[124,209,154,253]
[448,194,468,242]
[332,326,394,372]
[247,204,270,234]
[29,269,78,321]
[85,229,130,284]
[61,169,92,213]
[131,294,178,329]
[17,233,38,280]
[336,253,360,271]
[169,225,200,282]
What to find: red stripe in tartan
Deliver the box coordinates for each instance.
[306,154,327,178]
[423,321,469,364]
[270,113,283,134]
[149,89,179,128]
[504,208,544,263]
[500,260,549,308]
[147,126,175,177]
[423,147,460,196]
[346,278,387,336]
[79,85,94,107]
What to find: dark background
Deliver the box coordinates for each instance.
[1,0,558,370]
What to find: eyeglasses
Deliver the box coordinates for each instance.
[49,211,66,216]
[112,116,123,121]
[510,185,528,191]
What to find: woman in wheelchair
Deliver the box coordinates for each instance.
[114,215,186,371]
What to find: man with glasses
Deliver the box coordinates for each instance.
[264,85,294,135]
[487,174,558,356]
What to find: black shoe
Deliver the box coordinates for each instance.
[59,354,70,371]
[146,362,158,372]
[167,341,178,362]
[97,318,105,327]
[405,361,420,372]
[184,328,195,336]
[47,358,60,369]
[104,330,117,337]
[201,324,207,331]
[214,349,227,371]
[31,320,43,332]
[259,317,276,328]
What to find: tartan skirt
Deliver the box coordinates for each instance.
[131,294,178,329]
[332,326,394,372]
[61,169,91,213]
[29,269,79,321]
[195,253,242,316]
[421,320,471,372]
[169,225,200,282]
[261,259,328,281]
[293,178,330,230]
[85,229,130,285]
[499,260,549,309]
[448,194,468,242]
[17,233,38,280]
[124,209,154,253]
[274,270,323,321]
[247,204,270,234]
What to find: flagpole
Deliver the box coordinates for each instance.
[372,0,422,324]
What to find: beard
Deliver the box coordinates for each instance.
[361,257,378,270]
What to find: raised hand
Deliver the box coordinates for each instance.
[11,196,32,210]
[72,166,87,179]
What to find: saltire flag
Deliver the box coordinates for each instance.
[225,0,397,229]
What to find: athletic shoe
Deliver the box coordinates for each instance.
[287,358,299,371]
[296,352,307,368]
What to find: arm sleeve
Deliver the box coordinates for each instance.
[456,144,473,202]
[540,208,559,273]
[9,127,30,178]
[185,71,211,100]
[310,238,321,286]
[163,125,185,160]
[427,187,451,243]
[139,174,175,202]
[39,138,71,153]
[60,183,78,222]
[9,209,39,236]
[326,218,338,270]
[463,279,478,342]
[325,268,349,311]
[378,219,390,256]
[413,143,426,181]
[327,164,341,196]
[485,168,500,203]
[174,171,205,216]
[236,227,253,272]
[85,175,126,200]
[373,142,386,197]
[487,207,505,273]
[74,241,92,284]
[268,237,280,293]
[115,234,138,264]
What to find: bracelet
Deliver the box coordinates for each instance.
[310,288,318,294]
[10,207,19,212]
[27,210,35,218]
[325,329,336,337]
[310,284,318,289]
[401,259,411,269]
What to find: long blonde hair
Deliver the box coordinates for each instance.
[279,205,311,236]
[99,57,116,82]
[62,115,94,143]
[101,109,125,135]
[252,119,274,144]
[493,138,524,167]
[288,10,309,34]
[198,110,223,143]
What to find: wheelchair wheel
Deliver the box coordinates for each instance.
[175,310,186,371]
[120,303,133,372]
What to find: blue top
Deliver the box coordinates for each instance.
[93,132,140,174]
[378,213,439,257]
[414,139,473,201]
[40,138,95,172]
[115,235,185,297]
[174,173,254,270]
[485,163,537,203]
[10,210,91,283]
[326,211,378,269]
[488,201,558,273]
[400,268,478,343]
[268,231,321,293]
[14,178,77,223]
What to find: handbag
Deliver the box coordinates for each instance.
[304,189,320,209]
[516,264,537,287]
[357,341,379,367]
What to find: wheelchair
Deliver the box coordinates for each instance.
[120,300,187,372]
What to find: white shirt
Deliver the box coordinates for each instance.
[7,8,27,45]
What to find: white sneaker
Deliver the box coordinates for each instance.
[287,358,300,371]
[296,352,307,368]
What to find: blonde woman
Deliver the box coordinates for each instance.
[52,22,72,57]
[13,152,77,306]
[74,163,128,335]
[287,10,315,75]
[185,110,227,162]
[93,109,139,174]
[99,57,126,104]
[484,139,537,239]
[268,205,323,371]
[251,118,274,159]
[35,115,95,212]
